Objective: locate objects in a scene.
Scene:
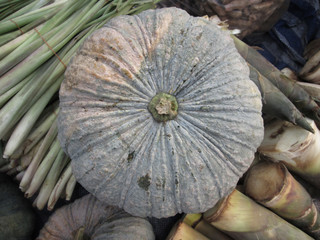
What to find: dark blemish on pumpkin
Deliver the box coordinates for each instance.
[196,32,202,41]
[175,172,179,186]
[200,106,210,112]
[172,148,174,155]
[180,29,184,35]
[162,179,166,188]
[270,125,285,138]
[127,151,135,163]
[138,173,151,191]
[190,64,197,73]
[87,145,93,152]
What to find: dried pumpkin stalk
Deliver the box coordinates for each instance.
[258,117,320,189]
[244,161,320,238]
[203,189,314,240]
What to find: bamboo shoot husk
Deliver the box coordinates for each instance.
[258,117,320,189]
[203,189,314,240]
[297,81,320,103]
[182,213,233,240]
[244,161,320,238]
[166,221,209,240]
[300,50,320,84]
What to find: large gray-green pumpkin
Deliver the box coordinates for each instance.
[58,7,264,218]
[37,194,154,240]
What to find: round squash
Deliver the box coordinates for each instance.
[0,174,36,240]
[58,7,264,218]
[36,194,155,240]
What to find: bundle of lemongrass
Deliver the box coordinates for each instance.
[0,0,160,211]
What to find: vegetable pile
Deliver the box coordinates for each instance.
[1,1,320,240]
[0,0,160,210]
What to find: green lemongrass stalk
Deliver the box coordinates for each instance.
[23,105,58,155]
[0,0,104,94]
[20,121,58,192]
[0,24,40,59]
[33,152,69,210]
[244,161,320,238]
[182,214,233,240]
[203,189,314,240]
[3,0,51,20]
[0,162,13,173]
[0,74,31,107]
[231,35,320,120]
[65,174,77,201]
[249,64,314,133]
[3,75,62,158]
[9,102,58,159]
[0,0,33,21]
[0,0,68,35]
[24,142,62,198]
[0,16,50,47]
[16,137,45,172]
[259,118,320,189]
[47,162,72,210]
[6,166,18,176]
[166,222,209,240]
[8,156,20,168]
[15,170,25,182]
[0,58,56,140]
[0,24,90,141]
[0,0,86,74]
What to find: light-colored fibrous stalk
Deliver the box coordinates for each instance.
[245,161,320,238]
[166,221,209,240]
[203,189,314,239]
[258,117,320,189]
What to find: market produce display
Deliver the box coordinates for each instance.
[1,0,320,239]
[0,0,161,211]
[57,7,264,218]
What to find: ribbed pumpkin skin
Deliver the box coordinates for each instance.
[58,7,264,218]
[37,194,154,240]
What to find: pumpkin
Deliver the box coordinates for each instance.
[58,7,264,218]
[36,194,155,240]
[0,174,36,240]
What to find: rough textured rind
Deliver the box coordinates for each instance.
[36,194,154,240]
[58,7,264,218]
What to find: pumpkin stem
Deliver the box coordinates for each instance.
[148,92,178,122]
[74,227,90,240]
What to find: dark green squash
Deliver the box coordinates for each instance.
[0,174,36,240]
